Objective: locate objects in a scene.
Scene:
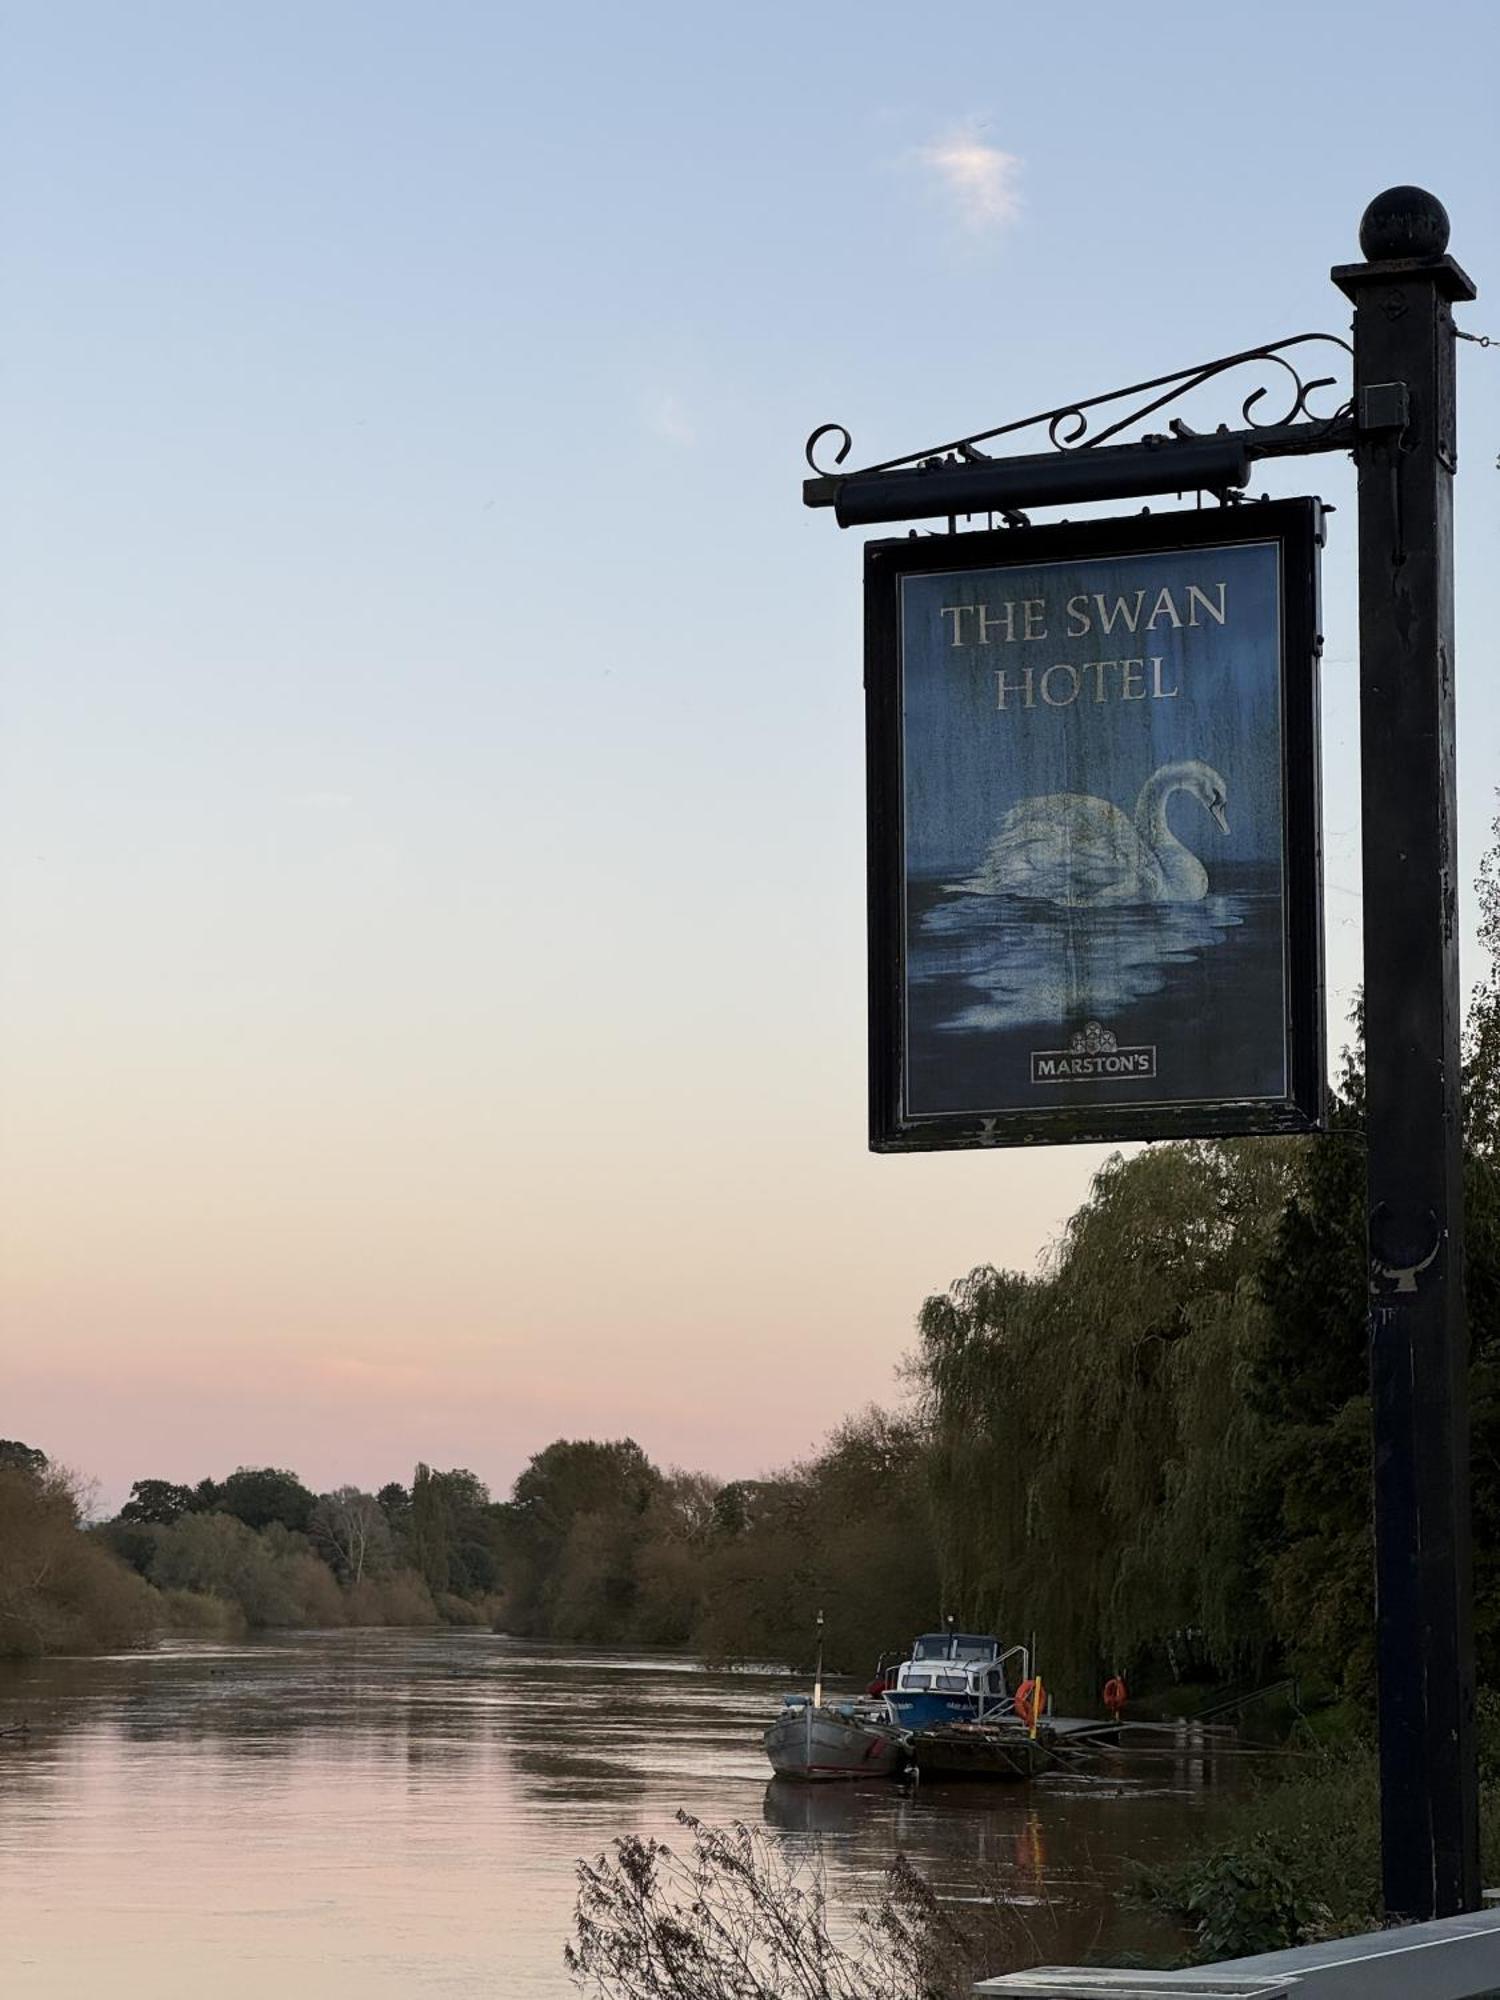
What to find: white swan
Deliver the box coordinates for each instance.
[954,760,1230,907]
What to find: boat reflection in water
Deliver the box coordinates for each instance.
[761,1771,1061,1887]
[762,1774,900,1837]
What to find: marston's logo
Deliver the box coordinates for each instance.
[1030,1021,1156,1086]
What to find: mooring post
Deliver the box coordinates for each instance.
[1334,187,1480,1921]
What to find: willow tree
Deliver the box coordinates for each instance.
[917,1139,1302,1689]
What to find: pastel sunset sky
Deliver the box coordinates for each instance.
[3,1,1497,1510]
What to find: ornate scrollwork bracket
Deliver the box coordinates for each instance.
[804,332,1353,481]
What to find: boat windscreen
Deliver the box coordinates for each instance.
[950,1635,1000,1660]
[911,1632,1001,1662]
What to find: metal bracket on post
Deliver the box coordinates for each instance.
[802,333,1356,524]
[1358,382,1411,434]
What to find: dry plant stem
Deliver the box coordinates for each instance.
[569,1815,883,1999]
[565,1811,1063,2000]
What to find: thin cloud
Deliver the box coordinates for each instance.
[643,389,696,447]
[915,125,1022,233]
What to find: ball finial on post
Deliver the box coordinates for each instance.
[1359,186,1451,262]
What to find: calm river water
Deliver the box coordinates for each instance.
[0,1630,1249,1997]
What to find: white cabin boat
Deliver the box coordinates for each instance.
[883,1632,1031,1731]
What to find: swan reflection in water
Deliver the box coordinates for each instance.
[920,759,1251,1034]
[916,891,1251,1033]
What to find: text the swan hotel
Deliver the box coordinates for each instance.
[935,580,1229,712]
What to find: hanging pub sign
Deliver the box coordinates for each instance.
[866,499,1326,1150]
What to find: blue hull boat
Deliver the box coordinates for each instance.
[881,1630,1032,1731]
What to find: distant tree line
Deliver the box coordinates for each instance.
[93,1461,512,1638]
[494,1423,940,1672]
[0,1426,942,1671]
[0,1452,522,1656]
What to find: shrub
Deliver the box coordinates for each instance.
[149,1513,347,1628]
[1135,1749,1381,1956]
[435,1591,489,1627]
[157,1588,246,1639]
[46,1538,159,1653]
[0,1462,157,1657]
[344,1568,439,1627]
[277,1551,347,1628]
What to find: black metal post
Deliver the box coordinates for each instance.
[1334,188,1480,1921]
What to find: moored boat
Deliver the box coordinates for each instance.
[882,1630,1031,1731]
[763,1697,909,1781]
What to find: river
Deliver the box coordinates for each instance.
[0,1630,1249,1997]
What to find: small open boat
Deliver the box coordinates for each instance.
[763,1697,908,1781]
[763,1611,909,1780]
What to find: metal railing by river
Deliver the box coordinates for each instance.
[977,1902,1500,2000]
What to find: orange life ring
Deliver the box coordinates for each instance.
[1013,1677,1039,1722]
[1103,1674,1127,1716]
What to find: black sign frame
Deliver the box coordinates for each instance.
[865,499,1325,1152]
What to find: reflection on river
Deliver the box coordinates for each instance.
[0,1631,1247,1997]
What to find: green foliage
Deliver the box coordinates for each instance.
[1241,805,1500,1694]
[433,1591,491,1627]
[501,1439,660,1639]
[343,1567,439,1626]
[216,1466,317,1534]
[1136,1748,1382,1955]
[0,1440,49,1478]
[1143,1839,1330,1962]
[915,1141,1299,1688]
[119,1479,198,1526]
[631,1473,720,1645]
[96,1517,162,1577]
[90,1456,506,1643]
[144,1512,343,1627]
[694,1410,942,1672]
[1136,1649,1500,1955]
[488,1414,941,1666]
[156,1587,247,1638]
[148,1512,290,1625]
[408,1464,503,1600]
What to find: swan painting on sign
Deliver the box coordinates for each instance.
[954,760,1232,905]
[866,504,1324,1146]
